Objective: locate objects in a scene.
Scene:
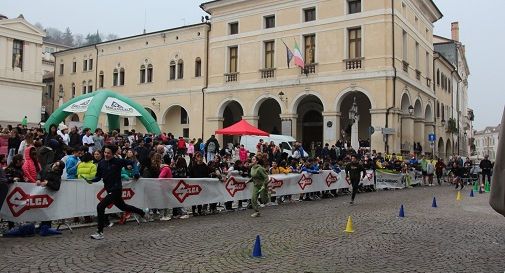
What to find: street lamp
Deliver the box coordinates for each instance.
[408,105,414,116]
[151,97,160,111]
[278,91,288,104]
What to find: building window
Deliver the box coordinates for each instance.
[119,68,125,85]
[436,102,440,118]
[113,69,119,86]
[140,65,146,83]
[304,7,316,22]
[59,63,64,75]
[348,28,361,59]
[264,41,275,69]
[183,128,189,138]
[425,52,429,76]
[304,34,316,64]
[437,69,440,85]
[441,103,445,120]
[99,71,104,88]
[348,0,361,14]
[229,46,238,73]
[72,61,77,73]
[88,80,93,93]
[71,83,75,98]
[170,61,176,80]
[83,59,88,71]
[89,59,93,70]
[402,30,408,62]
[147,64,153,83]
[229,22,239,35]
[47,85,53,98]
[195,57,202,77]
[177,60,184,79]
[12,39,23,70]
[265,15,275,29]
[82,81,87,94]
[181,108,189,124]
[59,85,64,98]
[415,42,419,69]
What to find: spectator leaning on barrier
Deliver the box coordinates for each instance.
[22,146,41,183]
[77,153,97,180]
[189,151,210,216]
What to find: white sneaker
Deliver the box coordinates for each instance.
[160,216,171,221]
[179,215,190,219]
[250,212,260,217]
[107,222,114,228]
[90,232,104,240]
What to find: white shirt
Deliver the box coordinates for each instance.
[82,135,94,153]
[58,130,70,145]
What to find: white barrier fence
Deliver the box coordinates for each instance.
[1,170,420,222]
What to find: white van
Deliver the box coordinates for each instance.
[240,134,296,156]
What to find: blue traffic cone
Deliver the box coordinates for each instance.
[252,235,262,258]
[398,205,405,218]
[432,197,438,208]
[470,189,474,197]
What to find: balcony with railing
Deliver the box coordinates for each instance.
[260,68,275,79]
[344,57,364,70]
[402,61,409,72]
[300,63,317,75]
[224,72,239,82]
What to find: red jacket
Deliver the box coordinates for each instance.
[159,165,173,178]
[22,147,41,182]
[177,139,186,149]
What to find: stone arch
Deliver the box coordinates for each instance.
[144,107,157,122]
[254,97,282,135]
[446,139,453,157]
[425,103,433,122]
[290,91,326,114]
[334,86,375,110]
[295,94,325,149]
[414,99,423,118]
[217,98,246,118]
[438,137,444,159]
[400,92,411,113]
[251,94,286,116]
[162,104,190,137]
[337,90,372,145]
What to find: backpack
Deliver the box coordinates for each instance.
[207,141,216,153]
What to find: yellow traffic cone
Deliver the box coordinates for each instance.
[344,216,354,233]
[456,191,462,201]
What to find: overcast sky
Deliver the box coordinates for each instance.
[2,0,503,130]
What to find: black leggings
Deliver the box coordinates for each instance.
[482,172,492,184]
[97,190,144,233]
[351,179,360,201]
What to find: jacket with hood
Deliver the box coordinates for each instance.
[22,147,41,182]
[77,161,97,180]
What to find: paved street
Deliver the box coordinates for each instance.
[1,185,504,273]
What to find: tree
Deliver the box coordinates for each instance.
[44,27,63,44]
[62,27,74,47]
[104,33,119,41]
[84,31,102,45]
[74,34,84,47]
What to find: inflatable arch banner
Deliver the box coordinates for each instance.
[44,90,161,134]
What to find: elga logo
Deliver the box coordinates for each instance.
[345,176,351,185]
[326,172,338,187]
[225,177,246,197]
[172,180,202,203]
[6,187,54,217]
[105,101,134,112]
[298,174,313,190]
[96,188,135,209]
[268,177,283,189]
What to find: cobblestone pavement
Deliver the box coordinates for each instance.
[1,185,504,273]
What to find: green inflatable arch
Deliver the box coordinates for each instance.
[44,90,161,135]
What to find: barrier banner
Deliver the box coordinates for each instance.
[1,170,378,222]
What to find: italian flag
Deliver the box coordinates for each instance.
[293,41,305,68]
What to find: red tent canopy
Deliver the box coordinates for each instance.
[215,119,269,136]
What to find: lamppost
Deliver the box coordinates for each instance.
[278,91,291,136]
[151,97,161,111]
